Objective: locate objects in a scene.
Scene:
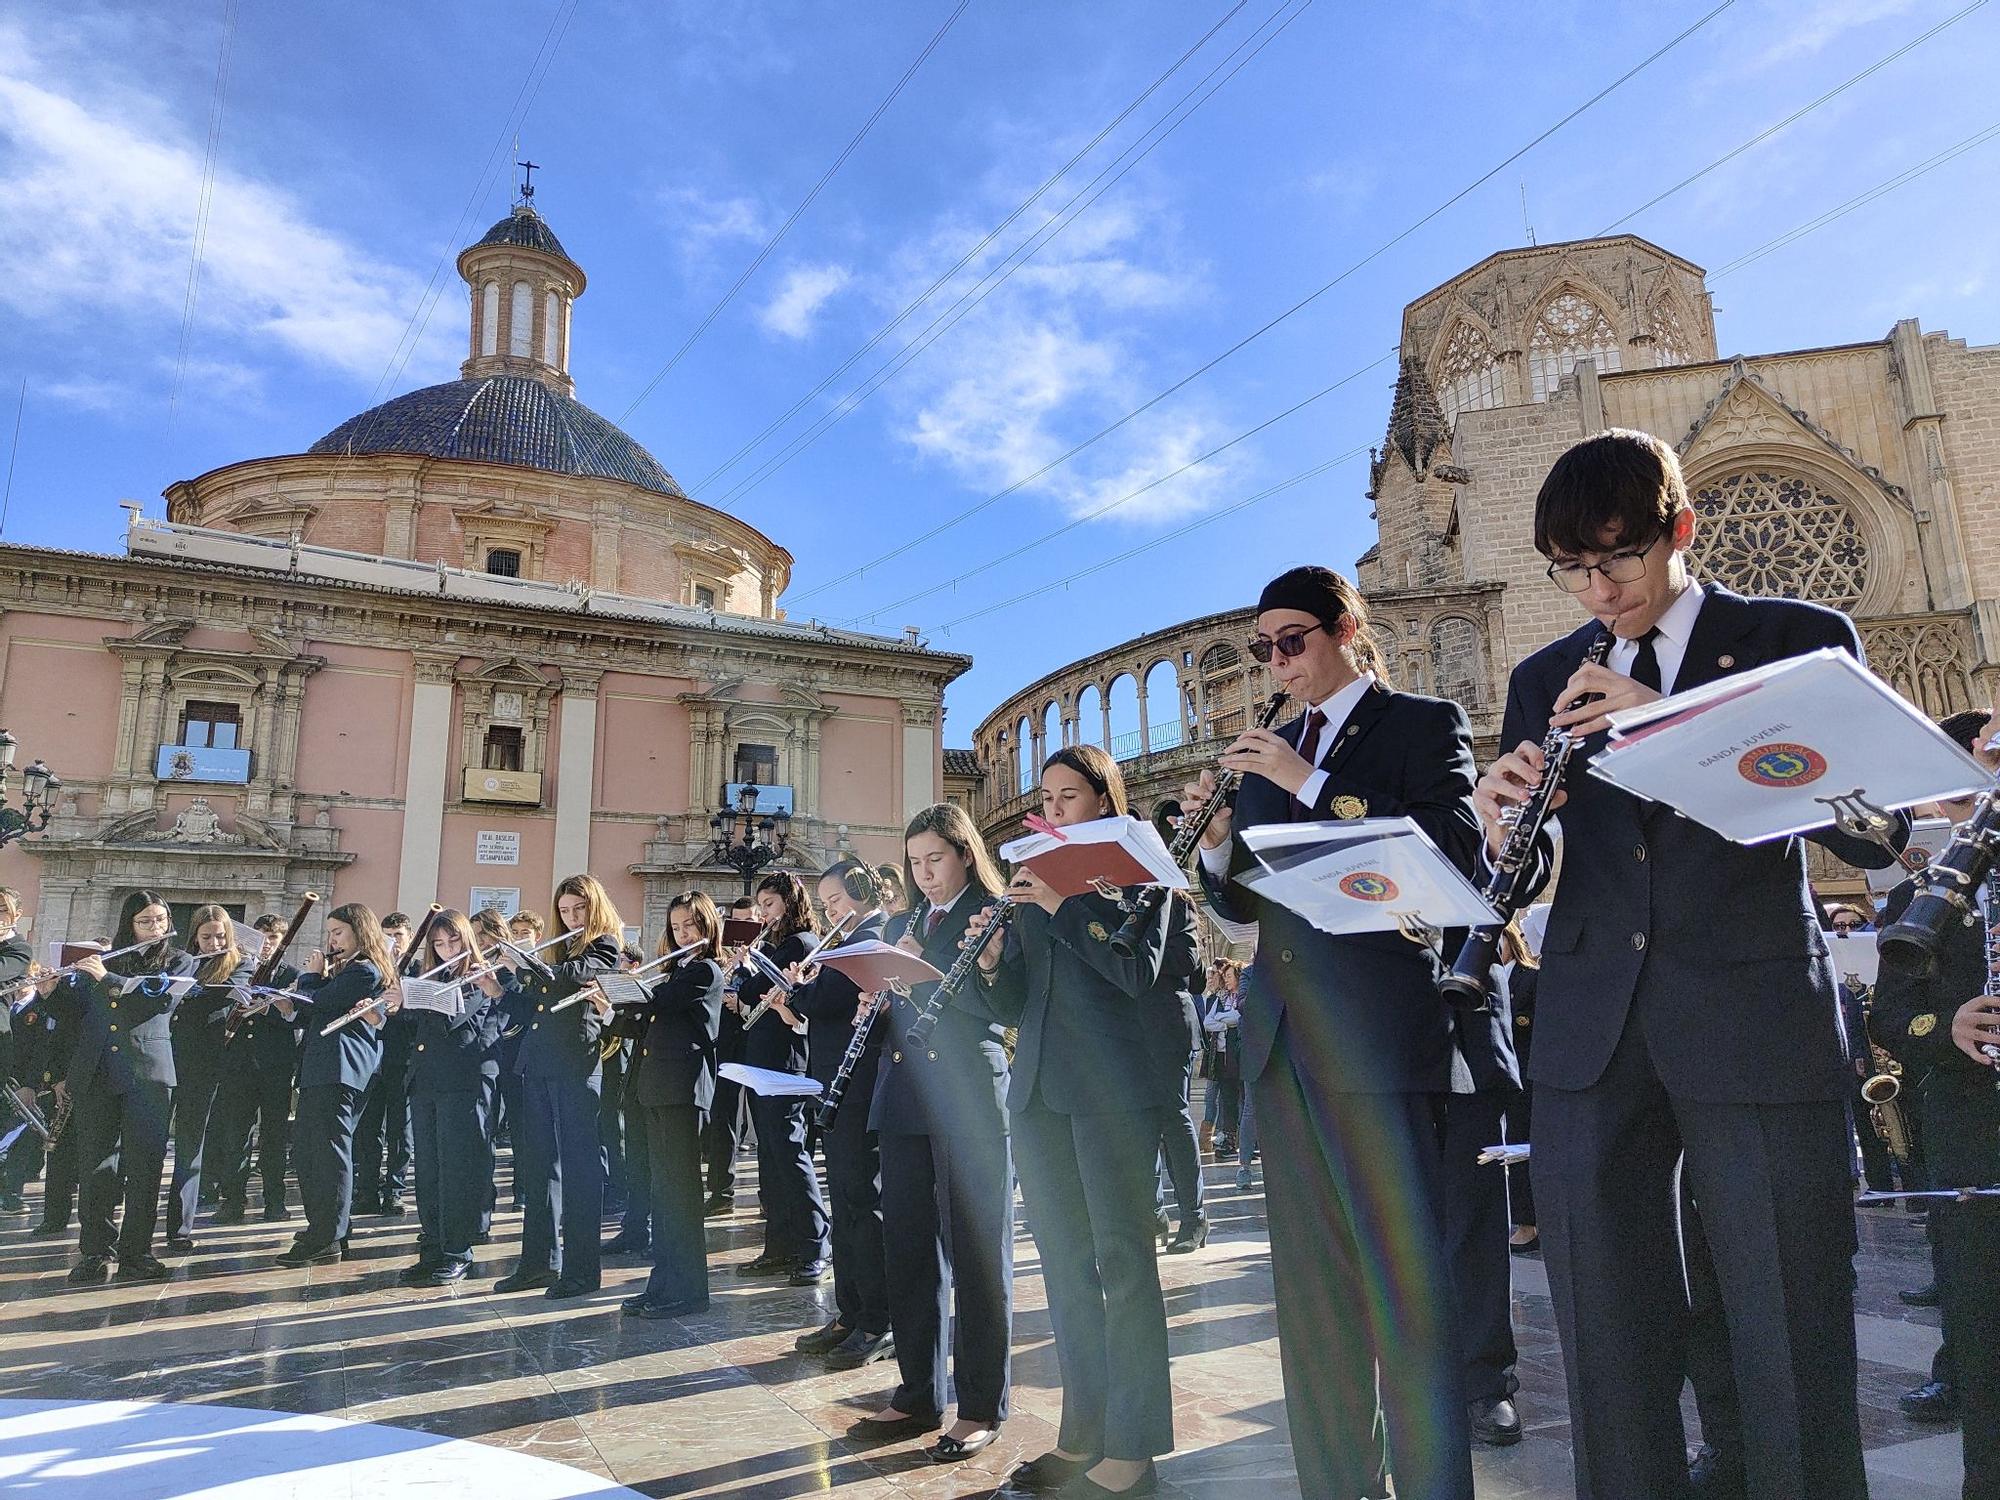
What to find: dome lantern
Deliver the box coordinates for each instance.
[456,183,586,398]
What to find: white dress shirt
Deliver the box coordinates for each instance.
[1198,671,1376,877]
[1608,580,1705,696]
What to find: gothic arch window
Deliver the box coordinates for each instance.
[1435,321,1504,422]
[1689,468,1871,609]
[1527,291,1622,401]
[1649,293,1693,367]
[1428,617,1483,708]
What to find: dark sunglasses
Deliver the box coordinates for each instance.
[1247,621,1325,664]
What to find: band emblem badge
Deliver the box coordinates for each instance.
[1087,921,1110,943]
[1909,1013,1937,1038]
[1331,794,1368,820]
[1736,743,1829,789]
[1337,871,1399,902]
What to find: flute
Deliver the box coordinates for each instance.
[549,940,707,1013]
[32,931,180,987]
[495,927,582,984]
[739,910,869,1030]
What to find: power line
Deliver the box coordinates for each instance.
[1596,0,1989,236]
[165,0,239,449]
[618,1,972,424]
[710,0,1310,514]
[0,380,25,539]
[691,0,1254,494]
[784,0,1741,606]
[845,349,1395,624]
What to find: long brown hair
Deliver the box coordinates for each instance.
[902,803,1004,902]
[424,908,485,977]
[754,871,818,944]
[551,874,622,957]
[1040,743,1129,818]
[663,890,722,961]
[326,902,394,986]
[189,903,242,986]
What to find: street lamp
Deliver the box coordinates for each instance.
[0,730,60,849]
[707,785,791,896]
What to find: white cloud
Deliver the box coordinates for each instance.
[0,25,442,383]
[658,183,770,246]
[1754,0,1918,66]
[758,262,853,338]
[41,375,133,413]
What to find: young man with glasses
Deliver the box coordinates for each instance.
[1475,428,1906,1500]
[1183,565,1486,1500]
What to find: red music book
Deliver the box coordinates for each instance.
[722,918,765,945]
[998,816,1187,899]
[814,941,945,993]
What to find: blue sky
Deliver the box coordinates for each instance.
[2,0,1996,745]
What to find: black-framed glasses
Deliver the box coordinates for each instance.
[1546,536,1661,593]
[1248,622,1325,663]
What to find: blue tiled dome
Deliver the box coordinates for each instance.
[472,206,571,261]
[308,376,685,497]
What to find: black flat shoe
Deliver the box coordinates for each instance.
[928,1425,1001,1463]
[1899,1282,1940,1307]
[164,1235,196,1255]
[824,1328,894,1370]
[116,1253,171,1282]
[1508,1231,1540,1256]
[66,1255,113,1286]
[795,1319,851,1354]
[493,1267,559,1293]
[1469,1395,1523,1446]
[788,1258,831,1286]
[544,1277,599,1300]
[210,1204,246,1225]
[260,1204,291,1222]
[1164,1215,1210,1254]
[1009,1452,1096,1492]
[275,1243,341,1268]
[601,1235,649,1256]
[634,1296,707,1319]
[379,1198,406,1217]
[32,1218,71,1238]
[1688,1442,1748,1499]
[850,1409,944,1441]
[1058,1461,1158,1497]
[1901,1379,1959,1422]
[703,1194,734,1218]
[734,1251,795,1278]
[417,1263,470,1287]
[398,1259,444,1286]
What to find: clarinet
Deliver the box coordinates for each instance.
[1880,781,2000,974]
[1976,873,2000,1080]
[907,897,1013,1054]
[1439,629,1615,1011]
[1108,691,1290,960]
[816,903,924,1128]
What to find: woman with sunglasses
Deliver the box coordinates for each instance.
[971,745,1200,1497]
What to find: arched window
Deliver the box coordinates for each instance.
[1106,674,1141,762]
[509,280,533,358]
[480,281,500,356]
[1689,469,1871,609]
[1428,617,1482,708]
[1042,701,1063,759]
[1198,642,1245,740]
[1527,291,1622,401]
[1016,717,1034,795]
[1143,660,1180,752]
[1435,322,1504,422]
[1074,683,1102,747]
[1649,293,1693,367]
[543,290,559,363]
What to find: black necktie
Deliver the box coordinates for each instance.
[1630,628,1663,694]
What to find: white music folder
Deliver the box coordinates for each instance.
[397,977,465,1017]
[1235,817,1498,937]
[1825,931,1880,987]
[1590,648,1992,845]
[718,1062,823,1099]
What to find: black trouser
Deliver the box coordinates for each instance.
[1256,1030,1470,1500]
[1013,1101,1173,1461]
[477,1076,498,1236]
[352,1060,411,1205]
[600,1043,629,1209]
[823,1089,888,1334]
[294,1082,365,1250]
[615,1091,650,1245]
[1534,1015,1865,1500]
[516,1073,603,1284]
[748,1092,828,1263]
[880,1128,1013,1425]
[5,1100,80,1223]
[496,1073,524,1207]
[165,1049,225,1239]
[1440,1089,1518,1403]
[76,1079,173,1260]
[642,1103,709,1306]
[411,1086,491,1268]
[703,1073,744,1198]
[1155,1064,1203,1226]
[211,1053,293,1211]
[1682,1188,1743,1460]
[1939,1199,2000,1499]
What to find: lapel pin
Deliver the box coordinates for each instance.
[1718,654,1735,669]
[1345,725,1358,736]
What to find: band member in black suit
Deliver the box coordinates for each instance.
[353,911,416,1218]
[163,906,252,1252]
[731,872,831,1283]
[1187,565,1482,1500]
[978,744,1199,1497]
[65,890,198,1285]
[702,897,755,1216]
[852,803,1015,1464]
[787,860,892,1368]
[477,906,521,1223]
[1147,801,1208,1253]
[1475,430,1906,1500]
[271,902,392,1266]
[497,873,623,1300]
[623,890,726,1319]
[0,888,42,1217]
[397,909,509,1286]
[602,941,655,1259]
[11,951,82,1237]
[210,912,303,1223]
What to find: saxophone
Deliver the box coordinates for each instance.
[1861,1041,1912,1165]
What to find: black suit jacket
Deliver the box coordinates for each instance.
[66,946,200,1095]
[292,960,387,1092]
[870,896,1011,1138]
[509,936,619,1084]
[1203,683,1483,1092]
[632,957,724,1113]
[987,887,1198,1116]
[797,913,888,1091]
[738,932,811,1074]
[170,955,254,1072]
[407,975,509,1095]
[1503,587,1906,1103]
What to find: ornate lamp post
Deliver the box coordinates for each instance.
[0,730,60,849]
[708,784,791,896]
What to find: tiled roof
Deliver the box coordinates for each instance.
[942,748,982,777]
[472,206,571,260]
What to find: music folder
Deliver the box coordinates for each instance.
[718,1061,823,1099]
[998,815,1188,898]
[49,942,107,968]
[1589,648,1991,845]
[1233,817,1498,937]
[397,977,464,1017]
[1825,931,1880,987]
[814,940,945,992]
[596,973,655,1008]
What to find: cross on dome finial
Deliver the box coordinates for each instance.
[516,159,539,204]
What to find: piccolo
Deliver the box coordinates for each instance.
[548,939,707,1013]
[739,910,870,1030]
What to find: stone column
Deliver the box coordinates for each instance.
[1099,692,1113,750]
[1136,677,1151,755]
[901,701,939,821]
[397,655,456,911]
[551,672,602,884]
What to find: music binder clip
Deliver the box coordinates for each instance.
[1814,787,1903,864]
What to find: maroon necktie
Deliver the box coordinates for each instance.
[924,908,944,938]
[1289,709,1328,821]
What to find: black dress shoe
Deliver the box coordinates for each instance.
[849,1408,944,1440]
[164,1235,196,1254]
[116,1253,172,1282]
[1008,1452,1096,1492]
[928,1424,1002,1463]
[398,1258,445,1286]
[379,1198,407,1218]
[620,1293,651,1315]
[1057,1460,1158,1496]
[703,1194,734,1218]
[601,1235,649,1256]
[735,1251,795,1278]
[32,1218,71,1238]
[545,1277,599,1300]
[633,1295,707,1319]
[1900,1379,1959,1422]
[1469,1395,1523,1446]
[261,1203,290,1223]
[1899,1281,1940,1307]
[795,1319,851,1354]
[789,1258,831,1286]
[418,1262,470,1286]
[1164,1214,1210,1254]
[66,1255,113,1285]
[275,1242,342,1268]
[210,1203,246,1225]
[824,1328,894,1370]
[1688,1442,1748,1498]
[493,1267,559,1293]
